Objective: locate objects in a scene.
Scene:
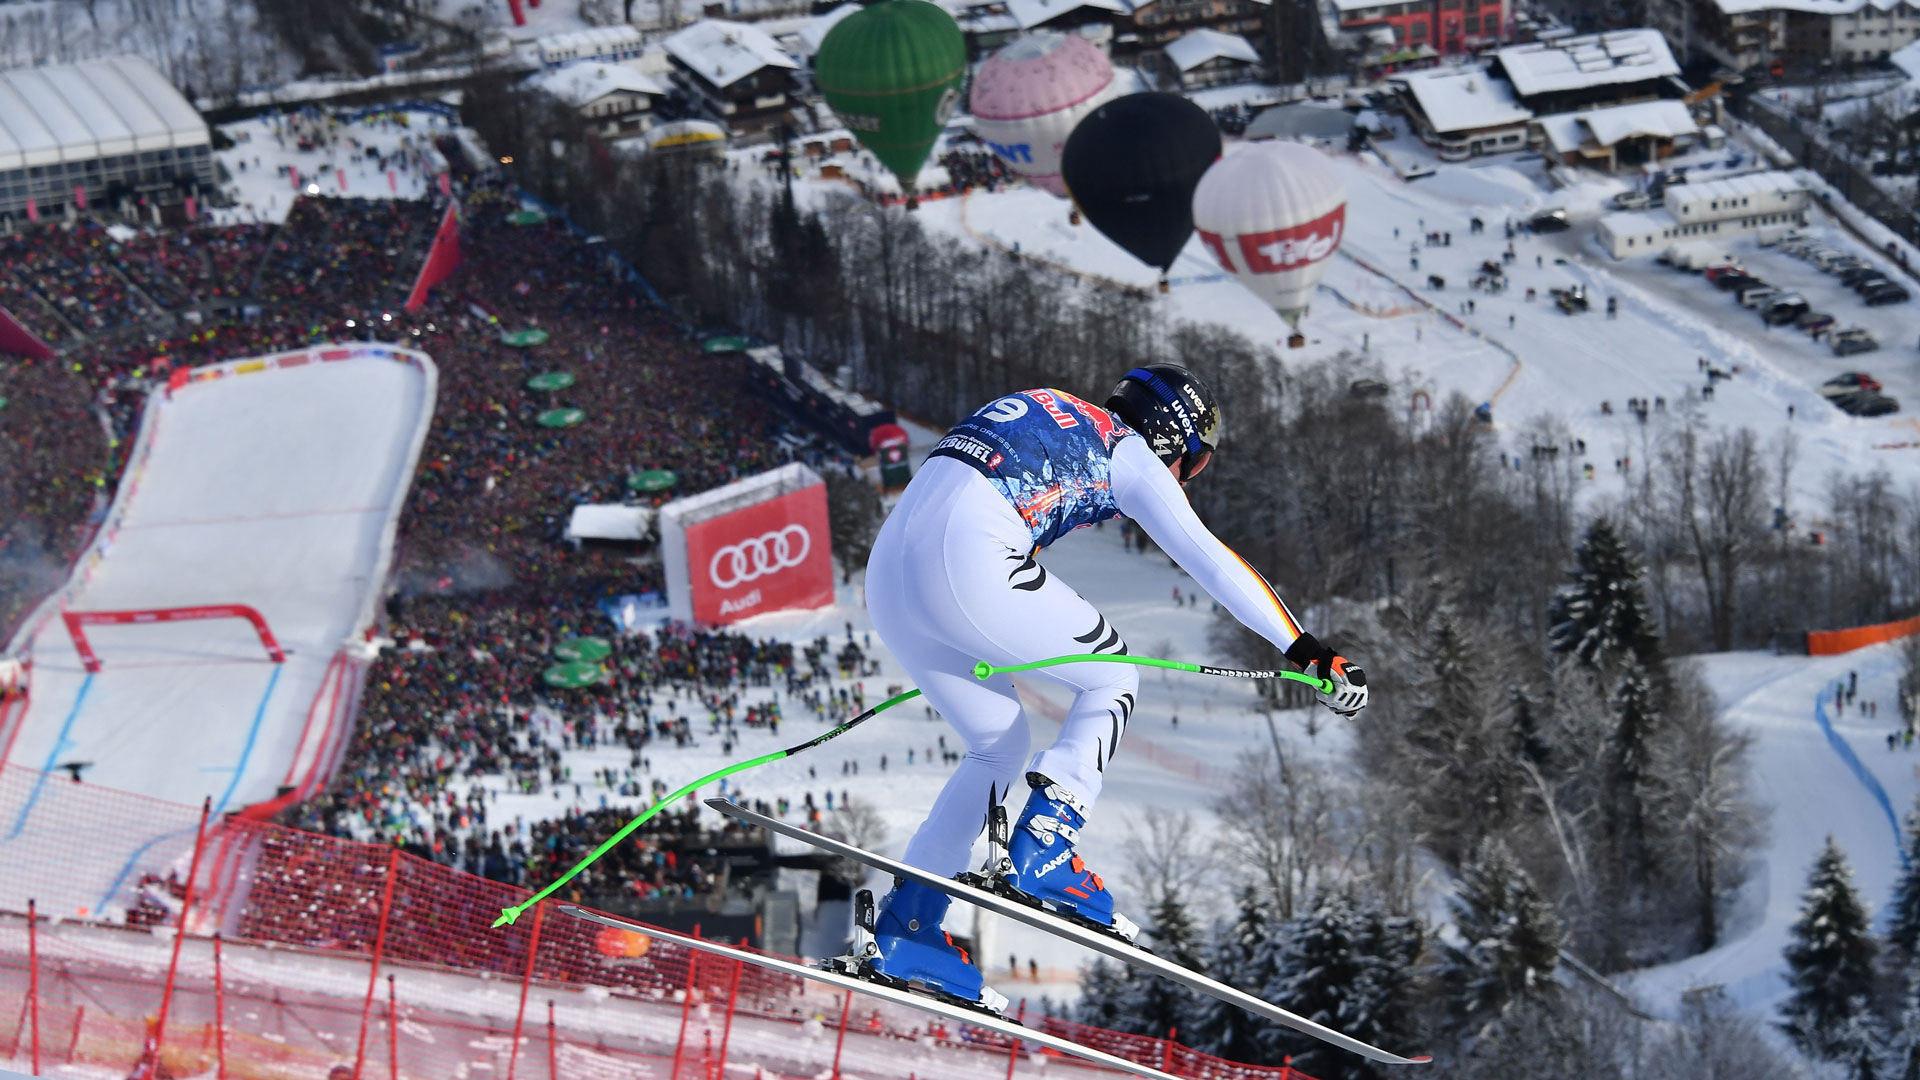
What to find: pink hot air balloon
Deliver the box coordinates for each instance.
[1192,142,1347,327]
[969,32,1116,198]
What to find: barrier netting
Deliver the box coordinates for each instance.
[0,764,1320,1080]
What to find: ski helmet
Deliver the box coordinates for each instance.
[1106,364,1220,481]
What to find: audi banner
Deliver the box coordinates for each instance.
[658,463,834,626]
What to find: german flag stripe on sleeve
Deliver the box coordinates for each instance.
[1228,549,1303,641]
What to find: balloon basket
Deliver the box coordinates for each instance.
[1157,277,1170,294]
[1068,210,1081,226]
[1286,332,1306,349]
[906,195,920,211]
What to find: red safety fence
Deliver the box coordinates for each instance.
[0,764,1323,1080]
[1807,613,1920,655]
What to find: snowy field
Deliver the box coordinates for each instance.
[212,109,455,225]
[0,347,434,920]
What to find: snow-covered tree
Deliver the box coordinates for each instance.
[1265,891,1423,1079]
[1186,884,1283,1062]
[1609,670,1661,878]
[1073,958,1132,1030]
[1435,839,1562,1035]
[1548,518,1662,673]
[1781,837,1878,1060]
[1101,893,1206,1039]
[1886,799,1920,964]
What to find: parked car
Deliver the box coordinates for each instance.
[1797,311,1837,333]
[1832,328,1881,356]
[1529,208,1571,232]
[1763,295,1810,324]
[1738,285,1779,308]
[1611,190,1653,211]
[1839,266,1885,287]
[1704,264,1746,281]
[1863,282,1910,306]
[1851,276,1893,296]
[1348,378,1391,399]
[1714,272,1759,292]
[1812,250,1850,270]
[1822,372,1883,396]
[1835,391,1901,416]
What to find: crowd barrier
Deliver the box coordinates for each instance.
[0,765,1322,1080]
[1807,613,1920,656]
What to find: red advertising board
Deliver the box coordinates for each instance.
[684,483,833,625]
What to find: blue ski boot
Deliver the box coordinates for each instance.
[861,880,1008,1013]
[998,773,1140,942]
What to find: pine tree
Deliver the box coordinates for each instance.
[1781,837,1879,1060]
[1887,799,1920,963]
[1435,839,1562,1035]
[1608,670,1662,879]
[1115,892,1206,1040]
[1186,884,1282,1062]
[1073,958,1132,1030]
[1548,518,1662,673]
[1265,891,1423,1079]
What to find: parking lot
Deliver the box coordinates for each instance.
[1606,220,1918,420]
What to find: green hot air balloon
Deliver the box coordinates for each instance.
[814,0,966,206]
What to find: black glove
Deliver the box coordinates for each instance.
[1285,632,1369,717]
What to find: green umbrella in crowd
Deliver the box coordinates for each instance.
[537,407,586,428]
[526,371,575,391]
[502,329,551,347]
[627,469,678,492]
[542,660,606,689]
[554,637,613,663]
[701,337,751,354]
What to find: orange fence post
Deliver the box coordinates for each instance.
[154,797,212,1058]
[1161,1026,1176,1075]
[670,950,697,1080]
[213,933,226,1080]
[26,898,40,1076]
[713,957,742,1079]
[506,902,544,1080]
[830,987,851,1080]
[386,975,398,1080]
[62,1006,83,1065]
[353,845,401,1080]
[547,1000,559,1080]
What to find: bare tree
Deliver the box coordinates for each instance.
[1120,809,1215,914]
[1649,663,1763,952]
[1661,425,1767,651]
[821,797,888,888]
[1208,750,1341,920]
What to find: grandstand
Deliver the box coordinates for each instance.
[0,56,214,223]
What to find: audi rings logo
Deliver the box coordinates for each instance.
[710,526,811,589]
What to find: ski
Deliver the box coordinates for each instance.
[706,797,1432,1066]
[557,904,1185,1080]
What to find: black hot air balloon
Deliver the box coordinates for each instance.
[1060,93,1221,288]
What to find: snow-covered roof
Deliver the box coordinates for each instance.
[535,61,666,107]
[1495,29,1680,98]
[0,56,207,171]
[1164,28,1261,72]
[797,4,861,55]
[1894,38,1920,83]
[1394,66,1533,134]
[1666,169,1803,205]
[1599,208,1679,234]
[664,20,799,90]
[1006,0,1131,31]
[1331,0,1404,12]
[1576,99,1698,146]
[565,504,655,542]
[538,24,646,62]
[1710,0,1912,13]
[1536,111,1586,154]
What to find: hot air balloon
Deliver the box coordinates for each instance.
[1060,93,1220,288]
[814,0,967,207]
[970,32,1116,198]
[1191,141,1347,327]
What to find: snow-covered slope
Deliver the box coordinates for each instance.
[0,346,433,919]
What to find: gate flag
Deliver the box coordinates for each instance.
[404,201,462,312]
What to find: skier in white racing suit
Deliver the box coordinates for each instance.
[860,364,1369,1009]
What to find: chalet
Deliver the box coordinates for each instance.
[1330,0,1507,56]
[1489,29,1683,115]
[1533,98,1700,171]
[535,62,667,138]
[1119,0,1269,59]
[1392,65,1533,159]
[1162,28,1262,87]
[663,20,801,137]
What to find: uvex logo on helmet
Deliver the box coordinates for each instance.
[710,526,811,589]
[1198,206,1346,275]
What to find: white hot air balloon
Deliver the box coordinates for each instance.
[1191,141,1347,327]
[969,32,1117,197]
